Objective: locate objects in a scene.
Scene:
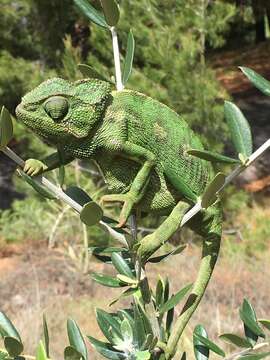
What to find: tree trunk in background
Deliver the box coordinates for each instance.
[252,0,270,43]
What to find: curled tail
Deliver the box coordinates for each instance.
[166,203,222,359]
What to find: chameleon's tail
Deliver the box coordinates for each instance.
[165,203,222,359]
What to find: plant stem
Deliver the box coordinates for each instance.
[181,138,270,227]
[1,146,127,245]
[129,214,160,339]
[225,342,269,360]
[111,26,124,91]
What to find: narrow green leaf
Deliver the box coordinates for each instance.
[116,274,138,285]
[159,283,193,315]
[80,201,103,226]
[238,353,270,360]
[36,341,47,360]
[96,309,123,345]
[64,346,82,360]
[194,333,225,357]
[92,273,127,288]
[240,299,265,338]
[67,319,88,360]
[100,0,120,26]
[78,64,112,83]
[193,325,209,360]
[73,0,108,28]
[18,170,56,200]
[87,336,126,359]
[148,244,186,264]
[65,186,92,206]
[166,307,174,335]
[258,319,270,331]
[187,149,240,164]
[0,107,13,149]
[122,30,135,85]
[201,173,225,209]
[109,288,138,306]
[219,333,251,348]
[43,314,50,357]
[121,319,133,342]
[133,304,146,348]
[135,301,153,337]
[4,337,24,357]
[224,101,253,158]
[155,278,164,308]
[240,67,270,96]
[0,312,21,342]
[135,350,151,360]
[111,252,134,278]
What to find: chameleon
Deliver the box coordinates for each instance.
[15,77,222,355]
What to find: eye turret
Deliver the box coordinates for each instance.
[44,96,69,121]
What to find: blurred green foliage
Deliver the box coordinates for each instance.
[0,0,268,257]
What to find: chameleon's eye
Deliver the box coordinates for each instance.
[44,96,69,121]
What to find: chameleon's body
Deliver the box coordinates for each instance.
[16,78,222,357]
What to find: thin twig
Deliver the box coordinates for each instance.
[48,205,70,249]
[111,26,124,91]
[225,342,269,360]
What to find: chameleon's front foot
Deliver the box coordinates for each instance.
[23,159,48,176]
[100,193,136,228]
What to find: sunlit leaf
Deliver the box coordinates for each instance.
[4,337,23,357]
[0,312,21,342]
[121,319,133,342]
[219,333,251,348]
[122,30,135,85]
[73,0,108,28]
[159,283,192,315]
[240,67,270,96]
[67,319,88,360]
[224,101,253,159]
[80,201,103,226]
[100,0,120,26]
[135,350,151,360]
[193,325,209,360]
[36,341,47,360]
[0,107,13,149]
[111,252,135,278]
[92,273,127,288]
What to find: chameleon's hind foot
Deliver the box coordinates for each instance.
[100,193,135,227]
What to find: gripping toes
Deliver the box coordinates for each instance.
[100,193,135,228]
[23,159,46,177]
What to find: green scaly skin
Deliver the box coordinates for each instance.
[16,78,222,357]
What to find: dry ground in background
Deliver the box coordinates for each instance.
[0,237,269,359]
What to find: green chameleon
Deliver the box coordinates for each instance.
[16,77,222,353]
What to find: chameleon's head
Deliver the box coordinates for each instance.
[16,78,111,144]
